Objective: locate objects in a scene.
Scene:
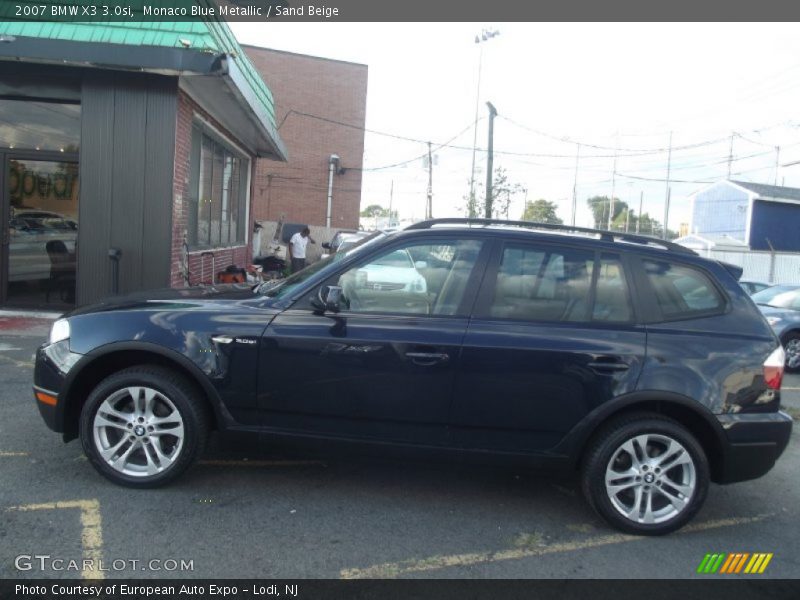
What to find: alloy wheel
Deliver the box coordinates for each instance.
[785,339,800,370]
[604,433,696,525]
[92,386,185,477]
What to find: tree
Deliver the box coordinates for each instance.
[587,195,628,229]
[360,204,388,218]
[462,167,526,219]
[521,199,563,224]
[586,197,678,238]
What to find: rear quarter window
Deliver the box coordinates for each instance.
[642,259,725,319]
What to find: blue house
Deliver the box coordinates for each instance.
[688,180,800,251]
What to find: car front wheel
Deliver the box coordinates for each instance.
[79,365,209,487]
[782,333,800,373]
[581,413,709,535]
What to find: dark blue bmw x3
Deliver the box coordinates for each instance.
[33,218,792,535]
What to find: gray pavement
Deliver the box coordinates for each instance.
[1,329,798,580]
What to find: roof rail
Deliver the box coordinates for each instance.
[406,218,697,256]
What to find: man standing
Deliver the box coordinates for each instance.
[288,227,315,273]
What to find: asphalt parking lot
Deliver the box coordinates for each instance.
[1,320,799,580]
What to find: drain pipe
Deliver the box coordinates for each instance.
[327,154,340,229]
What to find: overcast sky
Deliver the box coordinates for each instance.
[231,22,800,230]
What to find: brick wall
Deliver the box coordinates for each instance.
[244,46,368,230]
[170,90,254,287]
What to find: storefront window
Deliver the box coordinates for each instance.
[189,125,248,248]
[0,100,80,152]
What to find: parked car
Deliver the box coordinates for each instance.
[752,284,800,372]
[740,279,772,296]
[33,218,791,535]
[320,230,370,259]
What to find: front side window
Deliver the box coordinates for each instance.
[335,239,484,316]
[189,125,248,248]
[642,259,724,319]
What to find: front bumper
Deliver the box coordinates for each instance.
[715,411,793,483]
[33,341,83,435]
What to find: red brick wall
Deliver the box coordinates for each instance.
[244,46,368,230]
[170,90,254,288]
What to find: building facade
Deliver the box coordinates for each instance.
[688,180,800,252]
[244,46,368,230]
[0,19,286,309]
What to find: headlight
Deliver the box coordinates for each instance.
[765,316,783,326]
[49,319,70,345]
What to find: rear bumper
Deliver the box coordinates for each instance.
[715,411,793,483]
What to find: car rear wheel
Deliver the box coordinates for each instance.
[581,413,709,535]
[79,365,209,487]
[782,333,800,373]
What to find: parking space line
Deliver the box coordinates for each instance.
[0,354,34,368]
[7,499,103,580]
[339,513,771,579]
[199,459,327,467]
[0,451,28,457]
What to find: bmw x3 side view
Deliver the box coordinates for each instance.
[33,218,792,535]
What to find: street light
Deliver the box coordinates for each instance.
[468,28,500,217]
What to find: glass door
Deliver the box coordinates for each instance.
[2,155,79,309]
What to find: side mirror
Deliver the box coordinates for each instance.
[321,242,331,250]
[312,285,342,313]
[414,260,428,270]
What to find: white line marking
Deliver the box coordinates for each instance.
[340,513,772,579]
[7,499,104,580]
[0,451,28,457]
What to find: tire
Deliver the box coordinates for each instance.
[581,412,709,535]
[79,365,210,488]
[781,332,800,373]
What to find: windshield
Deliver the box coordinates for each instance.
[256,230,389,299]
[751,285,800,309]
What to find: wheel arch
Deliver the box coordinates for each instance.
[562,392,728,483]
[61,342,225,442]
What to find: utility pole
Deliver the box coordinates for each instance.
[469,29,500,216]
[571,144,580,226]
[636,191,643,234]
[389,180,394,226]
[663,131,673,240]
[775,146,781,186]
[426,141,433,220]
[484,101,497,218]
[625,207,630,232]
[608,134,618,230]
[727,132,735,178]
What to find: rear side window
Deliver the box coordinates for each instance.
[594,255,633,322]
[642,260,724,319]
[486,245,595,322]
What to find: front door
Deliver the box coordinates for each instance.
[258,237,488,445]
[450,241,646,452]
[1,154,79,308]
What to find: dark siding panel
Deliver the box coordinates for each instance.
[110,74,147,295]
[142,79,177,290]
[77,73,177,305]
[78,74,115,306]
[749,200,800,251]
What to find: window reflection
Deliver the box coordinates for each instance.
[0,100,80,152]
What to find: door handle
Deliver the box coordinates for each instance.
[586,360,630,372]
[405,351,450,366]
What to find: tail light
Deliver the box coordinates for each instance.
[764,346,785,390]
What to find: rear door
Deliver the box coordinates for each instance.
[449,240,646,452]
[258,236,489,445]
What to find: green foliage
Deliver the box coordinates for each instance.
[521,199,563,224]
